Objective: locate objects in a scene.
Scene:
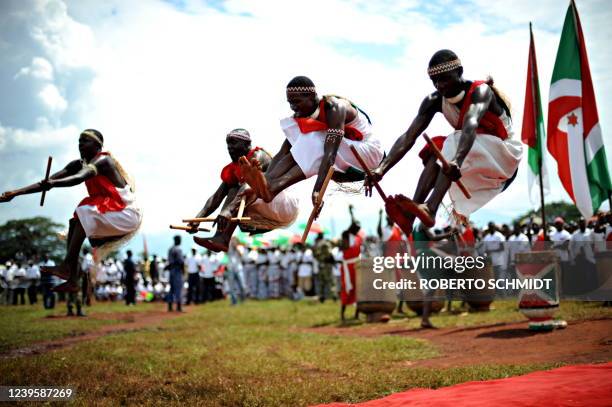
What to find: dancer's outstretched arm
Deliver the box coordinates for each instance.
[45,164,97,188]
[365,95,439,195]
[0,160,93,202]
[194,183,230,219]
[49,159,83,180]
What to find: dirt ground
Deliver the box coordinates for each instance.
[309,317,612,368]
[3,307,611,368]
[0,308,185,359]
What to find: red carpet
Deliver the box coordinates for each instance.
[315,362,612,407]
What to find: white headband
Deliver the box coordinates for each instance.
[286,86,316,94]
[226,130,251,142]
[81,130,103,146]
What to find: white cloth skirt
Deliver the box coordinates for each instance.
[280,117,383,178]
[75,185,142,238]
[76,205,142,239]
[441,130,523,216]
[246,190,299,230]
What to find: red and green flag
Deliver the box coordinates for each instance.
[521,23,549,205]
[547,0,611,218]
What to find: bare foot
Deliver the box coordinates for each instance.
[41,263,71,281]
[193,235,229,252]
[53,281,79,293]
[385,197,416,237]
[393,194,435,227]
[239,156,273,202]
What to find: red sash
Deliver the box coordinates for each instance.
[77,152,126,214]
[220,147,261,186]
[294,99,365,141]
[456,81,509,140]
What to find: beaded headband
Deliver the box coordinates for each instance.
[81,130,103,146]
[427,59,462,77]
[286,86,316,94]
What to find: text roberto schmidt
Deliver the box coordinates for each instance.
[370,254,553,291]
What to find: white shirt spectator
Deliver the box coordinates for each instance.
[107,261,119,282]
[507,233,530,266]
[201,255,219,278]
[5,263,17,287]
[15,265,28,289]
[244,249,259,265]
[0,264,7,289]
[280,251,293,269]
[26,264,41,280]
[569,228,595,264]
[298,249,316,277]
[97,263,108,283]
[550,229,572,262]
[228,249,243,273]
[81,252,94,274]
[267,250,281,266]
[483,231,507,268]
[593,229,606,253]
[332,247,343,278]
[186,252,202,274]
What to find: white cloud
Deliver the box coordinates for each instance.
[14,57,54,81]
[30,0,99,69]
[1,118,78,149]
[0,125,6,151]
[38,83,67,112]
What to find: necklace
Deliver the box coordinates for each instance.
[446,90,465,104]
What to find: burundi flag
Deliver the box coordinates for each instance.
[521,23,549,205]
[548,0,612,218]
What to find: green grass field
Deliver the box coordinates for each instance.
[1,300,610,406]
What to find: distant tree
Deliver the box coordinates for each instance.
[0,217,66,263]
[512,201,582,226]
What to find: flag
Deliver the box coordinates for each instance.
[521,22,549,205]
[547,0,612,218]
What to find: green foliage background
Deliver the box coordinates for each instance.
[0,217,66,263]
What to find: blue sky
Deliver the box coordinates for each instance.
[0,0,610,257]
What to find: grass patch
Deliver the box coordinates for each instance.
[0,301,162,352]
[0,299,609,406]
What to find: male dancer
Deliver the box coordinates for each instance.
[367,50,522,233]
[0,129,141,292]
[189,129,299,252]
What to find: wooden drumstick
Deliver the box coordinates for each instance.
[182,217,252,223]
[40,156,52,206]
[422,134,471,199]
[170,225,211,232]
[350,145,388,200]
[301,165,334,243]
[236,198,246,220]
